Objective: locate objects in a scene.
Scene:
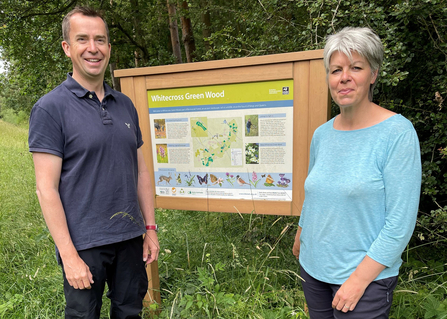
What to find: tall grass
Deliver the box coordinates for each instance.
[0,120,65,318]
[154,210,307,318]
[1,119,446,318]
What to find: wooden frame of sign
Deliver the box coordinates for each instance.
[115,49,330,307]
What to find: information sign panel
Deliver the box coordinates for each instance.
[115,50,329,216]
[148,80,294,201]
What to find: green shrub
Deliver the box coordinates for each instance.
[0,108,29,126]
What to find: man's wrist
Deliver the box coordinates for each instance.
[146,224,158,232]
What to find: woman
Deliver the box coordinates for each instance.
[292,27,421,318]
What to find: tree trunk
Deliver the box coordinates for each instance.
[109,62,121,92]
[167,0,183,64]
[131,0,147,66]
[180,1,196,62]
[201,0,211,53]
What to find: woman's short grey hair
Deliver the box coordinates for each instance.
[323,27,384,101]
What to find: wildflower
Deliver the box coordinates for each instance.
[252,171,258,182]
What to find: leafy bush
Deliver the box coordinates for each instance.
[0,108,29,126]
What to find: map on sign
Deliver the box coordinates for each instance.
[191,117,243,167]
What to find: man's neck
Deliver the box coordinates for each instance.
[72,73,105,101]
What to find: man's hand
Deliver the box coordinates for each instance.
[62,254,94,289]
[143,231,160,264]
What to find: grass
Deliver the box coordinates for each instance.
[0,120,65,318]
[1,119,446,318]
[153,209,307,318]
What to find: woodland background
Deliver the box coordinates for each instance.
[0,0,446,318]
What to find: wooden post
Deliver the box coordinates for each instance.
[120,76,162,308]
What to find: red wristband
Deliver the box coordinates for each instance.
[146,224,158,232]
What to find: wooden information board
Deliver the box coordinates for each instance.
[114,49,330,306]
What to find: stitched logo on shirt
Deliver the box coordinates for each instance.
[125,123,131,128]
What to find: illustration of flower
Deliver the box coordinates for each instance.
[184,171,196,186]
[276,173,291,188]
[225,172,236,186]
[249,171,261,188]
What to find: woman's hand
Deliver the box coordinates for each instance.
[332,273,368,312]
[292,226,302,259]
[332,255,386,312]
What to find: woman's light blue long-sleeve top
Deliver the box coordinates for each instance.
[299,114,421,284]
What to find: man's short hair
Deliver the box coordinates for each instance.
[62,6,109,44]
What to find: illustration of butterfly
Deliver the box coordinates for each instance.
[197,174,208,185]
[261,174,266,178]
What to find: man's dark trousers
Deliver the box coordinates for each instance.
[63,236,148,319]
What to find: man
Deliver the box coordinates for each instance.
[28,6,159,318]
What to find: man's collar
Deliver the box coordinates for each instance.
[63,73,117,100]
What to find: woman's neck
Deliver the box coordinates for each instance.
[334,102,395,131]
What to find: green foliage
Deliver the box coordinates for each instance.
[152,209,308,318]
[417,206,447,243]
[0,0,173,118]
[0,108,29,126]
[391,240,447,319]
[177,265,238,318]
[199,1,310,59]
[423,295,447,319]
[0,294,23,318]
[0,121,65,318]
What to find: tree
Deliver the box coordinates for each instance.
[180,1,196,62]
[200,0,212,53]
[0,0,173,112]
[0,0,445,213]
[167,0,183,63]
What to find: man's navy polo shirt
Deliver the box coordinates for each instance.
[29,74,146,254]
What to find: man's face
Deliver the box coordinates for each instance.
[62,13,111,86]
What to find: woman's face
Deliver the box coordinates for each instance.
[328,51,377,109]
